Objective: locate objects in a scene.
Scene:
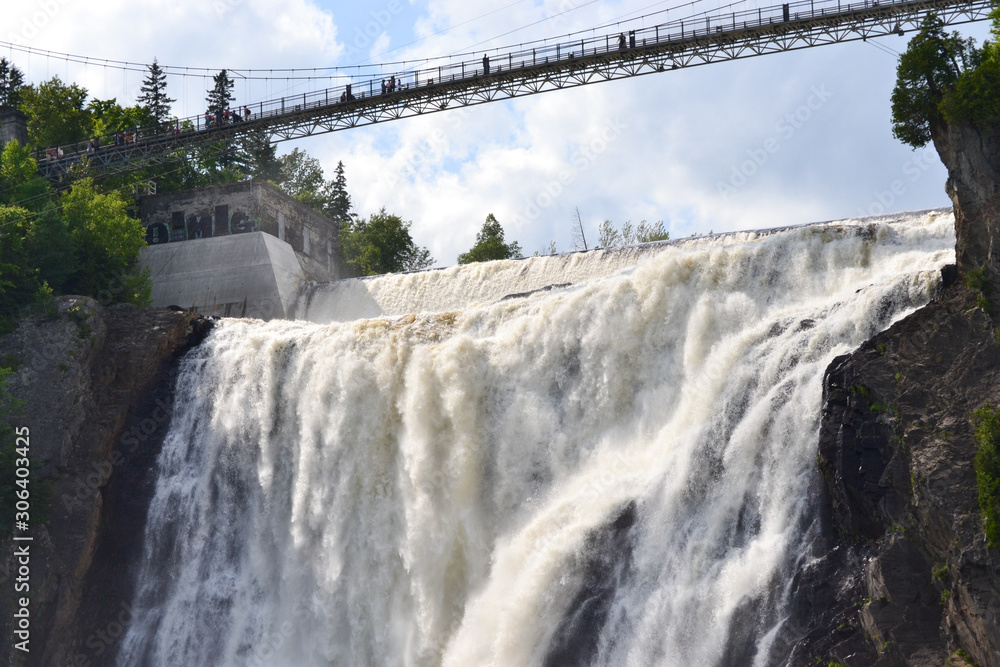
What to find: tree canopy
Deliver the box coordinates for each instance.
[457,214,522,264]
[891,11,1000,147]
[0,58,24,109]
[19,76,92,149]
[340,208,434,276]
[0,142,150,330]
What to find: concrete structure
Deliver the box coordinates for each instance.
[138,180,340,320]
[140,232,305,320]
[139,180,339,283]
[0,108,28,147]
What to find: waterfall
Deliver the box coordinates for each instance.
[118,210,954,666]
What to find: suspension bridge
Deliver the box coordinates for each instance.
[22,0,995,181]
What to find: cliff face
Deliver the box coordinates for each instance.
[798,280,1000,666]
[794,121,1000,665]
[933,122,1000,283]
[0,297,211,666]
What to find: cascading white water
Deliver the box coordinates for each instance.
[119,210,955,667]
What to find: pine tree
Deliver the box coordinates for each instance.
[457,214,522,264]
[137,59,175,129]
[324,160,352,222]
[206,69,235,118]
[0,58,24,109]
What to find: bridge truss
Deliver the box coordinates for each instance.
[35,0,995,180]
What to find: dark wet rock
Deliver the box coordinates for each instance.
[544,502,637,667]
[0,297,212,666]
[791,283,1000,666]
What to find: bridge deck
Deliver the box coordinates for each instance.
[34,0,994,180]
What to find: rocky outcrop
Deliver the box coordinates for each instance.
[0,297,212,666]
[794,279,1000,666]
[933,122,1000,282]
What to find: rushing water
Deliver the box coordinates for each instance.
[118,210,955,666]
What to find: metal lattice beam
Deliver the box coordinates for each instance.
[36,0,994,181]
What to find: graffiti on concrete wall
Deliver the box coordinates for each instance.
[145,206,260,244]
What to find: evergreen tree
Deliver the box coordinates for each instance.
[890,15,977,147]
[457,213,522,264]
[0,58,24,109]
[324,160,352,222]
[137,58,175,129]
[235,128,280,181]
[206,69,235,118]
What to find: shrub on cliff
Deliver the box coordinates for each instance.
[891,8,1000,148]
[972,404,1000,548]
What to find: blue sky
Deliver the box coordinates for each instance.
[1,0,992,266]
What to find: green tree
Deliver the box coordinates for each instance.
[941,7,1000,127]
[457,213,522,264]
[597,219,669,247]
[277,148,326,209]
[137,58,175,129]
[325,160,353,223]
[0,206,37,330]
[890,13,983,147]
[340,208,434,276]
[87,98,150,141]
[27,203,75,294]
[235,128,280,182]
[973,404,1000,548]
[18,76,92,149]
[0,58,25,109]
[206,69,235,118]
[60,178,150,303]
[0,140,48,209]
[598,219,621,248]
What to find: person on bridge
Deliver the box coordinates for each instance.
[483,54,490,76]
[381,79,387,94]
[618,33,627,52]
[244,106,251,121]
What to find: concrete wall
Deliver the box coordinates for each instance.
[139,180,339,283]
[0,108,28,147]
[139,232,305,320]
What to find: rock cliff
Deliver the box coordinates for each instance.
[0,297,211,666]
[792,278,1000,666]
[792,119,1000,666]
[933,122,1000,285]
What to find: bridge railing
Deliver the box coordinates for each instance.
[34,0,957,171]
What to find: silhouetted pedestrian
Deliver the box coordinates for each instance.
[483,54,490,75]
